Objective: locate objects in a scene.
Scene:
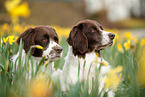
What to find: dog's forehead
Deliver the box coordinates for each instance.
[76,20,103,30]
[34,26,58,37]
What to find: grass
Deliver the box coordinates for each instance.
[0,25,145,97]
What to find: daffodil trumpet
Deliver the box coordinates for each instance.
[31,45,43,49]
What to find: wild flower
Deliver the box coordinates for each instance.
[4,0,30,24]
[53,26,70,38]
[2,23,10,32]
[125,31,132,39]
[31,45,44,49]
[27,73,53,97]
[123,40,131,50]
[140,38,145,47]
[13,24,23,32]
[125,31,138,45]
[132,36,138,44]
[2,35,17,45]
[117,44,124,53]
[102,66,123,91]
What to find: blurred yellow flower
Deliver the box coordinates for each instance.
[132,36,138,44]
[27,73,53,97]
[100,61,108,66]
[53,26,70,38]
[5,0,30,24]
[125,31,132,39]
[140,38,145,47]
[102,66,123,91]
[2,36,17,45]
[123,40,131,50]
[113,33,118,44]
[13,24,23,32]
[117,44,124,53]
[2,23,10,32]
[125,31,138,45]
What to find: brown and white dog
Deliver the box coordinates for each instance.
[11,26,62,78]
[61,20,115,96]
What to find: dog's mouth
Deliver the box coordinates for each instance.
[95,40,114,50]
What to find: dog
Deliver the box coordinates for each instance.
[61,20,115,96]
[11,26,63,79]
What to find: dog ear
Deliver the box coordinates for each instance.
[67,24,88,54]
[17,27,36,54]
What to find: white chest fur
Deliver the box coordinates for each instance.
[61,46,108,91]
[11,49,55,79]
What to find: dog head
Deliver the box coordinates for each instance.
[67,20,115,58]
[17,26,62,61]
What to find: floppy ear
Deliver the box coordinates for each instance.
[17,27,36,54]
[67,24,88,54]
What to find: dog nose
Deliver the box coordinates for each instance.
[108,33,115,40]
[54,46,62,54]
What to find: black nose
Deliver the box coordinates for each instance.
[54,46,62,54]
[108,33,115,40]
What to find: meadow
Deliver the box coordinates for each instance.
[0,23,145,97]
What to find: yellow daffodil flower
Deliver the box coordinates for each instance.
[2,23,10,32]
[102,66,123,91]
[140,38,145,47]
[117,44,124,53]
[8,36,15,45]
[53,26,70,38]
[13,24,23,32]
[123,40,131,50]
[132,36,138,44]
[5,0,30,24]
[3,37,9,44]
[2,35,16,45]
[31,45,44,49]
[125,31,132,39]
[27,73,53,97]
[100,61,108,66]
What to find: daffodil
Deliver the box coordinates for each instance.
[53,26,70,38]
[123,40,131,50]
[102,66,123,91]
[31,45,43,49]
[5,0,30,24]
[132,36,138,44]
[140,38,145,47]
[3,37,9,44]
[2,23,10,32]
[100,61,108,66]
[13,24,23,32]
[117,44,124,53]
[2,35,16,45]
[27,73,53,97]
[8,36,15,45]
[125,31,132,39]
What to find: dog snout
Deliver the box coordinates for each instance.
[108,33,115,40]
[54,46,62,54]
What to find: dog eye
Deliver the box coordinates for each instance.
[42,38,48,42]
[91,27,98,33]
